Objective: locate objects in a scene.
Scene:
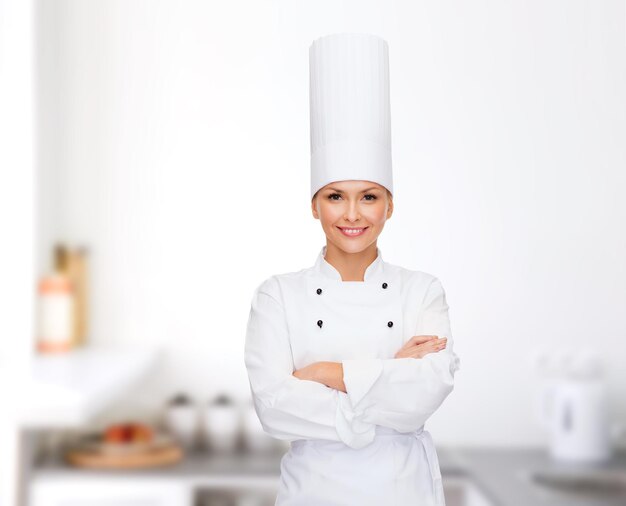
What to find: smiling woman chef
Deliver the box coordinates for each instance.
[244,33,461,506]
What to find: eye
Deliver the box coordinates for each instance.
[326,193,377,201]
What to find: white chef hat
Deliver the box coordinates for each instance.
[309,33,393,200]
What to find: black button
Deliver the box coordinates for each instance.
[387,321,393,327]
[382,282,388,289]
[317,320,323,328]
[316,288,322,295]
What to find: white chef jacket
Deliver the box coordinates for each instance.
[244,245,461,506]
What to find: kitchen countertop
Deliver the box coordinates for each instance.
[33,443,626,505]
[439,446,626,506]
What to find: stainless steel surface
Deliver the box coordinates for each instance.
[526,469,626,499]
[453,447,626,506]
[443,474,496,506]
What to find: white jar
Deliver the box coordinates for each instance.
[37,273,74,353]
[202,394,240,453]
[164,394,198,450]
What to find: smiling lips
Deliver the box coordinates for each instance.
[337,226,368,237]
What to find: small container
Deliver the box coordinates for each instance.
[66,246,89,347]
[36,244,76,353]
[36,269,74,354]
[202,394,240,453]
[164,393,198,450]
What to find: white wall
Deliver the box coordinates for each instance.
[1,0,36,503]
[36,0,626,447]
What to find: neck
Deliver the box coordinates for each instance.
[324,242,378,282]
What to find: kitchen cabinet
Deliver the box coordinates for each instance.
[31,478,190,506]
[29,446,626,506]
[29,451,282,506]
[30,449,283,506]
[29,447,487,506]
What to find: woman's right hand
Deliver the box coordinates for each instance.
[394,335,447,359]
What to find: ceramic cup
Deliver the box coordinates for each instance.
[164,393,198,450]
[202,394,240,452]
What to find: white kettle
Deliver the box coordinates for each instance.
[536,349,619,462]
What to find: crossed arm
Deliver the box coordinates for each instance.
[293,332,449,392]
[244,275,461,449]
[293,361,346,392]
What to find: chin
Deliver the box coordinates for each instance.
[333,237,372,254]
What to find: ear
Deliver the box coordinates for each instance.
[311,197,320,219]
[386,196,394,219]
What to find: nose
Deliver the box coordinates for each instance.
[344,200,361,222]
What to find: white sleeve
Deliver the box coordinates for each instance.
[244,276,377,449]
[340,277,461,433]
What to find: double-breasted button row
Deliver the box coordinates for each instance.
[314,281,393,329]
[316,319,393,328]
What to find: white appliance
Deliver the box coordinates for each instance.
[536,348,621,462]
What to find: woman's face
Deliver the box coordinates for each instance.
[311,180,393,254]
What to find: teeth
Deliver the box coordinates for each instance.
[341,228,364,235]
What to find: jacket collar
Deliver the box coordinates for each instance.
[313,245,384,282]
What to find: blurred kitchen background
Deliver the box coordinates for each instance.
[1,0,625,505]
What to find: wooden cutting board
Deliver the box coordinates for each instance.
[65,441,184,469]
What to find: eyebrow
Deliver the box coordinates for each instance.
[326,187,381,193]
